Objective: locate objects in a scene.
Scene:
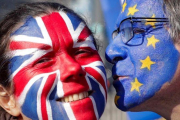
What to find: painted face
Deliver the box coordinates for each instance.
[105,0,180,111]
[9,11,107,120]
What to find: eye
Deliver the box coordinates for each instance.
[36,58,51,64]
[74,49,91,55]
[133,28,146,34]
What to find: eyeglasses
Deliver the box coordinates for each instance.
[112,17,169,45]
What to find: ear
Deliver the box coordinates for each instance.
[0,85,21,117]
[175,43,180,53]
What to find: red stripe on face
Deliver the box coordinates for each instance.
[70,98,97,120]
[10,41,51,50]
[13,68,34,97]
[41,73,56,120]
[85,67,107,99]
[13,64,54,97]
[42,12,73,51]
[78,26,92,42]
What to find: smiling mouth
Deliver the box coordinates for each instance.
[58,91,94,103]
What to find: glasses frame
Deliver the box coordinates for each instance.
[112,17,169,45]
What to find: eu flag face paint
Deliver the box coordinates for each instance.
[9,11,107,120]
[106,0,179,111]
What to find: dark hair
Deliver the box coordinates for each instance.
[0,2,95,90]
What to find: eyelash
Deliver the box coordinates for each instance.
[36,58,51,64]
[74,49,92,56]
[133,28,146,34]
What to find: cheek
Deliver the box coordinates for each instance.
[131,31,179,93]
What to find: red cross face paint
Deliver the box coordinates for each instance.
[9,11,107,120]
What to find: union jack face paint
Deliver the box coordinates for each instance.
[9,11,107,120]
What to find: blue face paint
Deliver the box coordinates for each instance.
[105,0,180,111]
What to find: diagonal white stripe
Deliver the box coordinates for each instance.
[72,22,85,43]
[35,17,52,47]
[37,75,48,120]
[82,61,104,68]
[73,36,96,50]
[85,76,99,120]
[10,49,51,56]
[10,49,50,78]
[89,96,99,120]
[58,11,85,45]
[59,11,74,39]
[63,103,76,120]
[18,70,60,105]
[46,73,61,120]
[90,66,107,91]
[86,73,107,104]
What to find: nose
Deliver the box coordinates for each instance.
[105,42,128,64]
[59,54,86,82]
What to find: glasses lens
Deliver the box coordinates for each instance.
[120,19,133,44]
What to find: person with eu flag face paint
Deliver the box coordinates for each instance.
[0,2,107,120]
[106,0,180,119]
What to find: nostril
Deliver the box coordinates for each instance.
[79,73,84,77]
[113,57,124,63]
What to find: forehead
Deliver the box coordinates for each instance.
[12,11,83,37]
[10,11,94,51]
[117,0,166,26]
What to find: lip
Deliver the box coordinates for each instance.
[113,75,129,81]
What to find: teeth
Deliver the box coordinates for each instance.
[69,95,73,102]
[65,97,69,102]
[73,94,79,101]
[60,91,89,103]
[79,93,84,99]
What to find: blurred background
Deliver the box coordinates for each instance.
[0,0,164,119]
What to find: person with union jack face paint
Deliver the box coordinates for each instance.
[106,0,180,119]
[0,2,107,120]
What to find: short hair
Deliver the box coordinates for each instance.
[163,0,180,43]
[0,2,91,89]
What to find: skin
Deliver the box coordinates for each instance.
[105,0,180,112]
[8,11,107,120]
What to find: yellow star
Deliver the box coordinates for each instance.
[127,4,139,16]
[147,35,160,49]
[122,0,127,13]
[145,14,157,28]
[114,95,120,106]
[131,78,143,92]
[140,56,156,70]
